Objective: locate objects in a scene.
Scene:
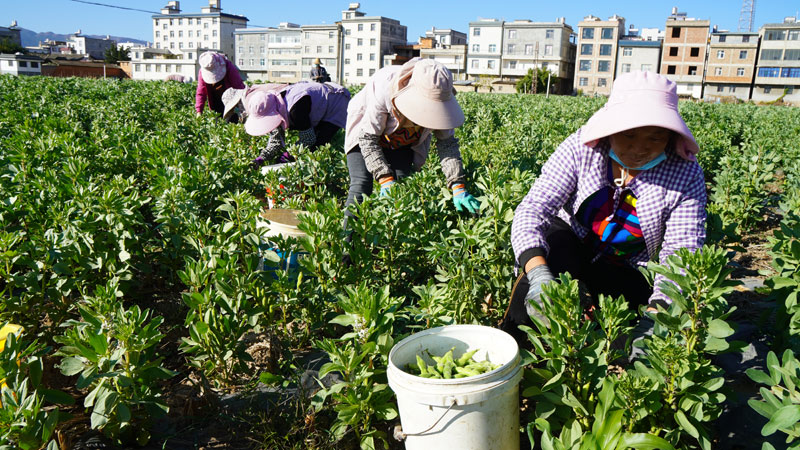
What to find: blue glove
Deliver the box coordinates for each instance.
[379,177,396,197]
[525,264,555,327]
[452,184,481,213]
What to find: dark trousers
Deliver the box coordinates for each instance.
[312,121,341,149]
[501,217,652,345]
[344,145,415,220]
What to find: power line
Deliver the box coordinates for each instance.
[68,0,159,14]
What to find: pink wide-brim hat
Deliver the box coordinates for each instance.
[393,59,464,130]
[580,71,699,161]
[244,90,287,136]
[199,51,227,84]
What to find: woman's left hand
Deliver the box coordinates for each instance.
[452,184,481,214]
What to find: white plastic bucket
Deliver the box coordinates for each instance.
[255,209,308,278]
[387,325,522,450]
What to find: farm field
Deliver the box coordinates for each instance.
[1,74,800,450]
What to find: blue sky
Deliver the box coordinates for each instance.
[4,0,797,42]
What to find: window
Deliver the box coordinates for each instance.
[204,34,208,41]
[163,24,167,30]
[345,29,351,35]
[599,44,612,56]
[156,31,160,37]
[212,30,217,37]
[579,77,588,86]
[525,44,533,55]
[688,66,698,75]
[718,35,726,43]
[782,67,800,78]
[580,44,593,55]
[370,38,376,46]
[6,61,13,67]
[762,49,783,60]
[170,31,174,37]
[621,63,631,73]
[471,59,478,68]
[764,87,771,93]
[765,30,785,40]
[737,68,745,76]
[758,67,780,77]
[19,61,27,67]
[346,43,351,50]
[260,46,264,54]
[508,29,517,39]
[204,23,208,29]
[369,53,375,61]
[729,86,736,93]
[31,62,38,68]
[179,42,183,49]
[598,60,610,72]
[622,47,632,56]
[357,53,362,61]
[371,24,376,31]
[189,31,193,38]
[170,42,175,49]
[715,67,722,75]
[247,58,252,66]
[357,68,363,76]
[358,24,363,31]
[472,44,479,52]
[188,18,192,25]
[344,58,350,64]
[507,44,515,53]
[260,58,265,66]
[579,60,592,71]
[316,46,322,53]
[238,46,243,54]
[146,64,151,72]
[601,28,614,39]
[473,27,480,36]
[488,44,496,53]
[671,27,680,38]
[508,60,517,69]
[690,47,700,57]
[790,30,800,41]
[357,38,363,46]
[170,19,173,25]
[785,49,800,60]
[717,85,724,92]
[582,28,594,39]
[742,35,750,42]
[546,29,554,39]
[544,45,553,56]
[717,50,724,59]
[667,65,676,74]
[329,31,334,38]
[135,63,141,71]
[249,46,254,53]
[739,50,748,59]
[188,52,193,59]
[641,64,652,72]
[787,86,795,94]
[212,18,217,24]
[329,46,334,53]
[487,60,495,69]
[597,78,607,87]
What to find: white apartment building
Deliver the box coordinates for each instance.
[266,24,302,83]
[752,18,800,105]
[234,27,272,81]
[499,19,576,94]
[0,53,42,76]
[151,0,247,61]
[301,24,342,83]
[574,14,626,96]
[68,31,116,60]
[423,27,467,47]
[129,47,199,81]
[467,19,504,79]
[340,3,407,84]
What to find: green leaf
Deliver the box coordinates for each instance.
[762,405,800,436]
[41,389,75,405]
[619,432,675,450]
[59,356,85,376]
[675,410,699,439]
[259,372,282,385]
[747,368,775,386]
[707,319,734,338]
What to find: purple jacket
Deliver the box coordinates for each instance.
[195,59,245,114]
[283,82,350,129]
[510,129,707,304]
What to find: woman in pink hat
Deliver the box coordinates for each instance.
[343,57,481,233]
[195,51,245,118]
[240,82,351,165]
[502,71,706,343]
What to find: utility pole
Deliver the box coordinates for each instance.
[533,41,539,94]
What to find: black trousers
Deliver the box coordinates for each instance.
[500,217,652,345]
[343,145,415,220]
[312,121,341,149]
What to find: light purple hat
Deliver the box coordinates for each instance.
[199,51,227,84]
[580,71,699,161]
[244,90,288,136]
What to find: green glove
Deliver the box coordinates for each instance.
[452,183,481,213]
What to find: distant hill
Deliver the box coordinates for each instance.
[20,28,148,47]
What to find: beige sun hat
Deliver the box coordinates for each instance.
[313,57,322,65]
[392,59,464,130]
[222,87,247,121]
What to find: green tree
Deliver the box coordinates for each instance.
[104,46,130,64]
[516,68,559,94]
[0,38,25,54]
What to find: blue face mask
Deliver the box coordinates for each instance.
[609,149,667,171]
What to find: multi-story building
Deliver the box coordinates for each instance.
[151,0,247,61]
[626,25,665,42]
[660,8,710,99]
[234,27,271,81]
[499,19,575,94]
[68,31,116,60]
[467,19,504,81]
[420,44,467,80]
[574,14,626,96]
[752,17,800,105]
[0,23,22,47]
[704,32,759,101]
[301,24,342,83]
[423,28,467,47]
[266,24,302,83]
[616,39,662,76]
[128,47,198,81]
[340,3,407,84]
[0,53,42,76]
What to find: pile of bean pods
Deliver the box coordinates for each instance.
[405,347,500,379]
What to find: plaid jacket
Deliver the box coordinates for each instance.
[510,129,707,304]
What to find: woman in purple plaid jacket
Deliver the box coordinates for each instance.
[502,71,706,343]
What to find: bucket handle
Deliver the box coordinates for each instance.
[395,397,457,440]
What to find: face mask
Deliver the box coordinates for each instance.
[609,149,667,171]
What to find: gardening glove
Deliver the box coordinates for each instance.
[525,264,555,328]
[628,315,655,362]
[379,176,396,197]
[452,183,481,214]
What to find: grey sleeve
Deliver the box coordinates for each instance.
[358,133,393,180]
[298,128,316,148]
[259,127,286,160]
[436,135,466,188]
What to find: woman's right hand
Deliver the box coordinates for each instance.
[524,262,555,327]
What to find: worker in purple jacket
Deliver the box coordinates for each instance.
[195,51,245,118]
[241,81,351,165]
[502,71,706,343]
